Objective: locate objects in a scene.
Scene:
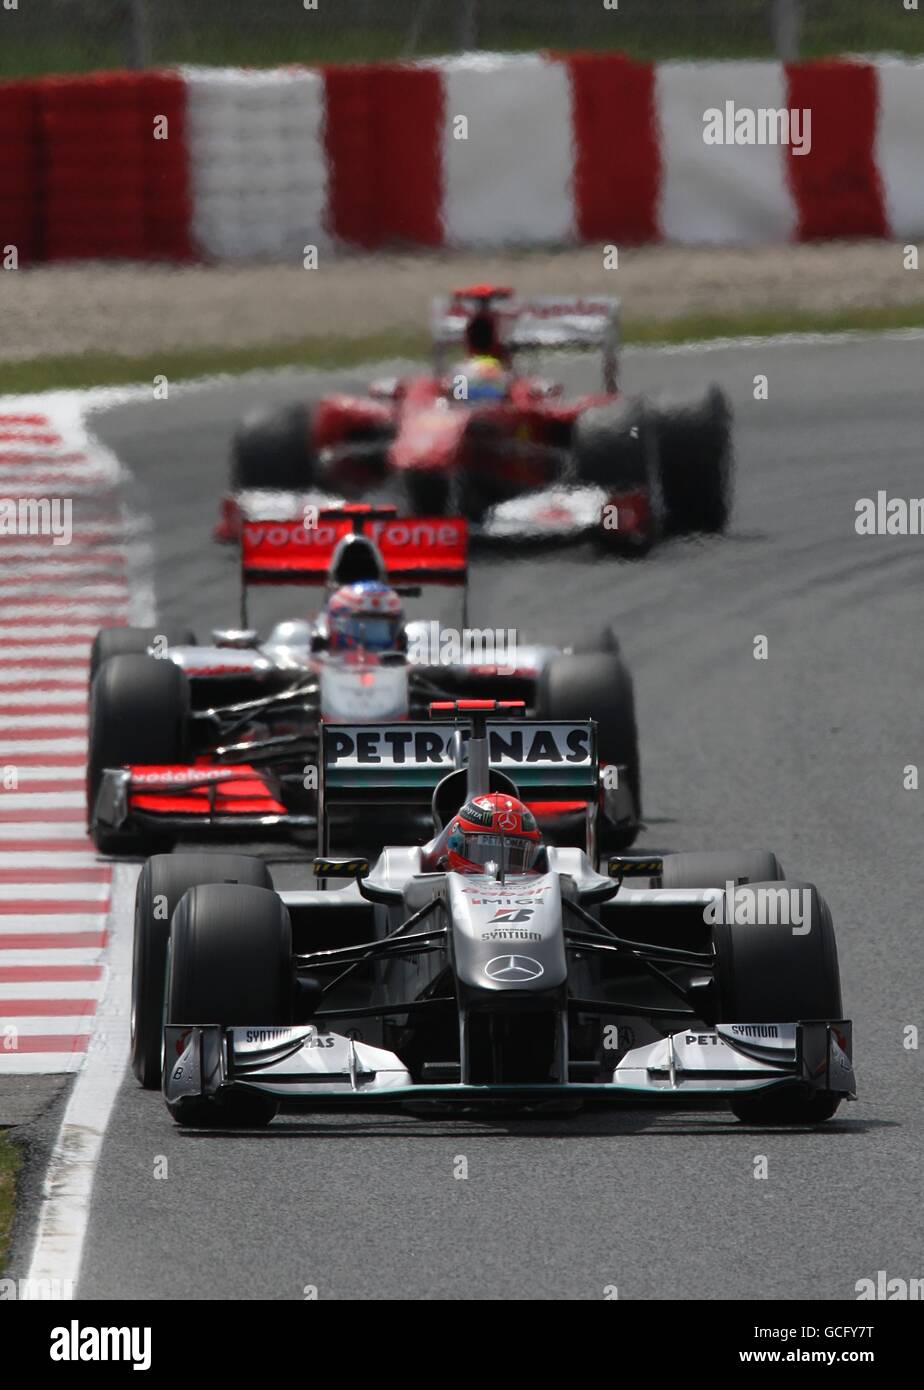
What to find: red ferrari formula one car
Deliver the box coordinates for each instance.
[220,285,733,550]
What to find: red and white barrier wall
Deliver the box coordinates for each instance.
[1,52,923,262]
[1,71,191,263]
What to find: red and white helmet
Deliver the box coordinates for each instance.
[430,792,545,875]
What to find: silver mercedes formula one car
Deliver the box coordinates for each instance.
[133,707,855,1127]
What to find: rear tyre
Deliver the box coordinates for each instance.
[166,883,293,1127]
[660,850,784,890]
[87,654,190,855]
[568,626,622,658]
[131,853,272,1089]
[232,403,316,491]
[653,385,732,535]
[537,651,641,846]
[89,625,196,684]
[711,881,845,1124]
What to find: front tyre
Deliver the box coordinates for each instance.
[165,882,293,1127]
[87,654,190,855]
[232,403,316,492]
[131,853,273,1089]
[730,1088,842,1125]
[89,624,196,684]
[712,880,845,1124]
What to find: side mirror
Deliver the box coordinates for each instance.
[313,857,369,879]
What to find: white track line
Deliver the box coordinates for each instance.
[24,784,138,1292]
[0,1054,86,1076]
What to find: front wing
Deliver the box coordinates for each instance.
[216,484,654,547]
[93,764,316,841]
[164,1020,855,1109]
[482,484,652,545]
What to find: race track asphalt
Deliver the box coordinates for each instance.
[12,335,924,1300]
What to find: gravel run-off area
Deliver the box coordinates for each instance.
[3,240,922,363]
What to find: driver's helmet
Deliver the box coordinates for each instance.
[325,581,404,654]
[431,793,545,874]
[453,355,510,404]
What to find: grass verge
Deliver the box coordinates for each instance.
[3,3,924,78]
[0,1131,21,1270]
[3,302,924,396]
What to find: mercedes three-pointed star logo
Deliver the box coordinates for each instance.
[483,954,544,982]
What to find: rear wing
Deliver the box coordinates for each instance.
[431,291,620,392]
[239,506,468,623]
[318,715,597,855]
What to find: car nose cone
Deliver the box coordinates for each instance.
[483,954,544,982]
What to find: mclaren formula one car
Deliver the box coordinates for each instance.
[139,707,854,1126]
[220,284,733,550]
[88,507,640,855]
